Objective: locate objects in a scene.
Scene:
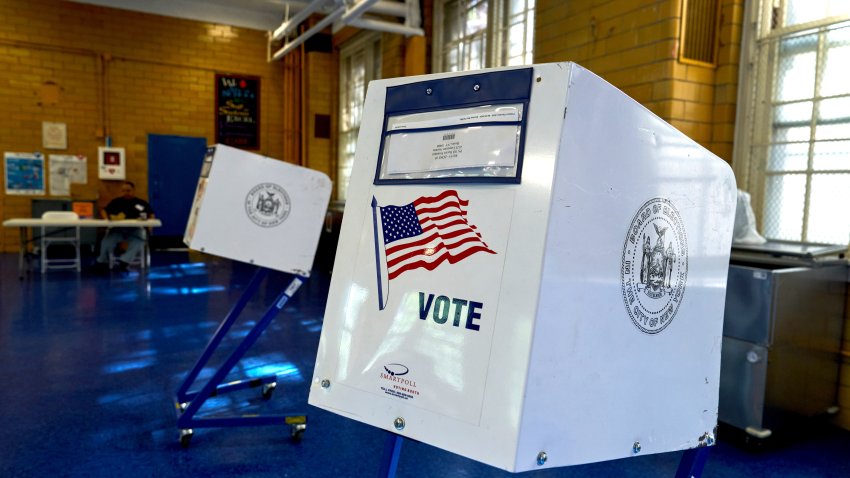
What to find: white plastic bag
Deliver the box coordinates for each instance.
[733,189,767,244]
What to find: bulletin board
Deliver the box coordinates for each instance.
[4,152,45,195]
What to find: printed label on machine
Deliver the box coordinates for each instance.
[388,105,520,131]
[385,126,519,174]
[339,188,515,424]
[381,104,522,176]
[184,178,208,245]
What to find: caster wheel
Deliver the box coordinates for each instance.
[179,429,194,448]
[261,382,277,400]
[290,424,306,442]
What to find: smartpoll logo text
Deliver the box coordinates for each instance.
[380,363,419,400]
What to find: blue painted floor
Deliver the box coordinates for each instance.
[1,252,848,477]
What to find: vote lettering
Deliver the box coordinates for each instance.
[418,292,482,331]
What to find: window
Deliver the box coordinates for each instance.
[498,0,535,66]
[338,34,381,201]
[736,1,850,244]
[434,0,535,72]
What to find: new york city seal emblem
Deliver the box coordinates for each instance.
[621,197,688,334]
[245,183,291,227]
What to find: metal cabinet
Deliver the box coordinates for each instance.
[719,243,847,438]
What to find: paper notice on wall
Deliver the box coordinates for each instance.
[68,155,87,183]
[49,155,88,196]
[72,201,94,218]
[42,122,68,150]
[49,171,70,196]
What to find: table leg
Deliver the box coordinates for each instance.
[75,226,81,272]
[17,227,26,279]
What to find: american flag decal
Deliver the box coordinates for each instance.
[371,190,496,309]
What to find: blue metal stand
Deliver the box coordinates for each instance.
[174,267,309,447]
[674,446,711,478]
[377,432,404,478]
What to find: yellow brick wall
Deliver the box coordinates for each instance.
[382,33,407,79]
[536,0,681,119]
[304,48,335,176]
[536,0,742,164]
[711,0,745,161]
[0,0,292,252]
[670,0,744,158]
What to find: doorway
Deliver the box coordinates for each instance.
[147,134,207,249]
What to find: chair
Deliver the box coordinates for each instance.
[40,211,81,272]
[107,227,150,271]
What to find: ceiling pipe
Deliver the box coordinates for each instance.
[272,4,345,60]
[277,0,408,17]
[270,0,422,61]
[371,0,408,17]
[405,0,421,30]
[339,0,379,24]
[340,17,423,36]
[271,0,330,41]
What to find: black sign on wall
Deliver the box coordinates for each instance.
[215,74,260,149]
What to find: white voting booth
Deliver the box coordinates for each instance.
[184,144,331,274]
[174,144,330,446]
[309,63,736,472]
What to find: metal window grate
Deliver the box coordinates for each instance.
[680,0,720,66]
[435,0,534,72]
[440,0,489,72]
[750,21,850,244]
[497,0,535,67]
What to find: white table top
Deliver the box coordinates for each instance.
[3,218,162,228]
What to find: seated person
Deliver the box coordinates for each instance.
[93,181,155,272]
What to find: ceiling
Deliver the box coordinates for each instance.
[68,1,423,60]
[69,0,293,31]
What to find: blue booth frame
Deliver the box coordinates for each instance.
[174,267,308,447]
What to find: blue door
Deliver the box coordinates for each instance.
[148,135,207,245]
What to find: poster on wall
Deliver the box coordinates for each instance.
[49,165,70,196]
[72,201,94,218]
[49,154,88,196]
[42,121,68,150]
[98,147,125,180]
[215,74,260,150]
[69,154,88,183]
[4,152,45,195]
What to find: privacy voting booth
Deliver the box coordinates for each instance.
[175,144,331,446]
[308,63,737,473]
[184,144,332,274]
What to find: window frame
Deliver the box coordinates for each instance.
[432,0,535,73]
[337,32,382,201]
[734,1,850,244]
